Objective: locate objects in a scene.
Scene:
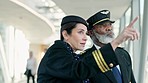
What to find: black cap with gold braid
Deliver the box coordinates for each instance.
[61,15,88,28]
[87,10,115,30]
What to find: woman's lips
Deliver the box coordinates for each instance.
[80,43,86,47]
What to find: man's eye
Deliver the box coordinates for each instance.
[103,23,112,27]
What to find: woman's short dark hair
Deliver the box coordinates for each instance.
[60,22,77,41]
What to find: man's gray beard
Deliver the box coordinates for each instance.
[93,30,115,44]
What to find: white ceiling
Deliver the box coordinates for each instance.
[0,0,56,44]
[0,0,131,45]
[52,0,131,20]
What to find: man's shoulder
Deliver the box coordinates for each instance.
[116,47,126,51]
[115,47,130,56]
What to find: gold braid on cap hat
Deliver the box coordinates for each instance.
[93,18,110,26]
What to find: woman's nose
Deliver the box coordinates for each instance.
[83,34,87,41]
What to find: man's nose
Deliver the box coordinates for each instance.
[106,27,112,31]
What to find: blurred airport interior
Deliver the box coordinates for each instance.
[0,0,148,83]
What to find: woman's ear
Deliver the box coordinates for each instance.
[62,30,69,41]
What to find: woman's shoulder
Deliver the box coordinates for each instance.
[49,40,72,52]
[51,40,66,48]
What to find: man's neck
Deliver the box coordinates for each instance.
[94,41,105,47]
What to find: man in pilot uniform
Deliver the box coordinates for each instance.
[86,10,136,83]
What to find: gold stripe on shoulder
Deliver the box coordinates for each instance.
[94,50,107,72]
[97,50,110,70]
[92,51,105,72]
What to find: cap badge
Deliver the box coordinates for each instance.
[100,11,109,14]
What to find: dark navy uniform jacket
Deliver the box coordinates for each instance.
[37,40,118,83]
[89,46,136,83]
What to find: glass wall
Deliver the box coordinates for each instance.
[0,23,11,83]
[117,0,148,83]
[0,23,30,83]
[140,0,148,83]
[0,35,5,83]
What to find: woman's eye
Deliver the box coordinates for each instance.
[78,31,83,34]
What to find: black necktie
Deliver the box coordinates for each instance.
[112,67,122,83]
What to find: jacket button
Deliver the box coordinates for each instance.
[109,63,114,67]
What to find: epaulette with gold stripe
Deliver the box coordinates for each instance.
[92,50,110,72]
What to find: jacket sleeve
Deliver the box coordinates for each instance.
[84,43,118,73]
[37,43,117,80]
